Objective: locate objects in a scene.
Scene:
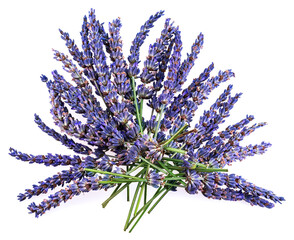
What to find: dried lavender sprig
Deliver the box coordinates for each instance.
[58,29,85,68]
[88,8,110,53]
[34,114,92,155]
[128,10,165,77]
[177,32,204,86]
[166,68,234,128]
[46,74,103,146]
[17,168,77,201]
[27,177,100,217]
[53,50,88,87]
[108,18,131,103]
[47,55,104,123]
[208,122,269,168]
[201,172,285,205]
[140,18,177,117]
[9,148,82,167]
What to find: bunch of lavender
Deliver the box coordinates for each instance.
[10,9,284,232]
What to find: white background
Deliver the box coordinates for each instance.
[1,0,293,239]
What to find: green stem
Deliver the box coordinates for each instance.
[127,187,165,232]
[134,182,145,216]
[148,186,172,214]
[144,165,150,204]
[157,161,187,187]
[194,167,228,173]
[84,168,143,180]
[162,157,208,168]
[124,181,142,230]
[170,143,186,158]
[173,128,197,141]
[144,182,147,204]
[102,182,131,208]
[109,183,122,201]
[193,163,211,168]
[125,187,163,231]
[164,164,183,171]
[162,157,183,163]
[126,162,145,175]
[131,76,143,133]
[134,165,149,215]
[163,160,227,173]
[98,181,118,184]
[154,104,165,139]
[161,123,189,147]
[100,179,146,183]
[101,169,145,208]
[140,99,144,119]
[164,176,186,181]
[126,166,130,201]
[128,202,151,233]
[139,157,168,175]
[164,147,187,155]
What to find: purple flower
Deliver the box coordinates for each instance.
[128,10,164,77]
[201,173,285,207]
[145,138,164,162]
[185,170,201,194]
[34,114,92,155]
[18,168,78,201]
[27,177,100,217]
[177,32,204,86]
[147,170,164,188]
[9,148,82,167]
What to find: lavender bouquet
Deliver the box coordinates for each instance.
[9,9,284,232]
